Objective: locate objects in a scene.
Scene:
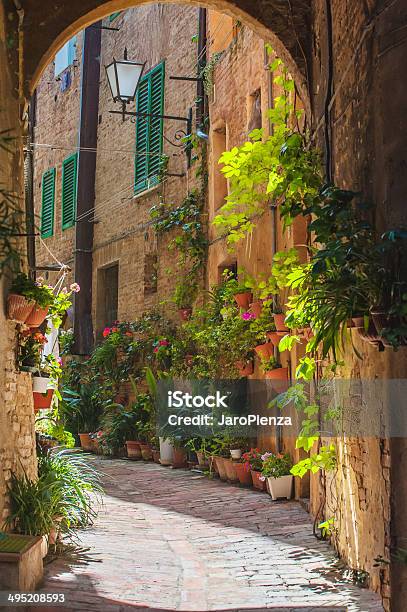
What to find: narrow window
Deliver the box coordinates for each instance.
[55,37,77,77]
[61,153,78,230]
[144,253,158,296]
[134,62,165,194]
[96,264,119,339]
[248,88,262,133]
[40,168,56,238]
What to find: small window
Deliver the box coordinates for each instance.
[40,168,56,238]
[248,89,262,133]
[55,37,77,77]
[134,62,165,194]
[212,125,228,211]
[218,262,237,284]
[61,153,78,230]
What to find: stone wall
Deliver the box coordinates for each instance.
[0,3,37,527]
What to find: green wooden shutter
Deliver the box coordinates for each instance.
[40,168,56,238]
[61,153,77,230]
[109,12,121,22]
[134,62,165,194]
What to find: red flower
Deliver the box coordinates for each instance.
[111,327,119,333]
[153,347,159,354]
[125,331,133,337]
[159,339,169,346]
[103,327,111,337]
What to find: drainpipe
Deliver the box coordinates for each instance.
[264,46,281,452]
[72,23,102,355]
[196,8,207,130]
[25,90,36,276]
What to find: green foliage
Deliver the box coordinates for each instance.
[261,453,292,478]
[290,444,336,478]
[101,392,154,453]
[318,517,335,538]
[200,52,223,95]
[11,273,54,307]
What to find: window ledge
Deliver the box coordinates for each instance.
[133,184,160,201]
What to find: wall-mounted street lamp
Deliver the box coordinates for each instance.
[105,50,195,165]
[105,48,145,119]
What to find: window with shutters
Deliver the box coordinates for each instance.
[55,37,77,77]
[134,62,165,194]
[61,153,78,230]
[40,168,56,238]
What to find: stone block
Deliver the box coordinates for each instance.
[0,535,43,591]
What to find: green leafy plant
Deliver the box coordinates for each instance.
[261,453,292,478]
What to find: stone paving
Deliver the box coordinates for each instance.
[37,458,383,611]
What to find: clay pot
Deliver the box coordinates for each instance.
[140,443,153,461]
[266,331,282,347]
[214,456,228,480]
[254,342,274,360]
[234,292,253,310]
[7,294,34,323]
[126,440,141,459]
[25,304,49,328]
[33,389,54,411]
[196,450,208,467]
[264,367,288,380]
[209,455,219,474]
[234,462,253,486]
[357,318,383,348]
[224,458,239,483]
[249,300,263,318]
[273,313,289,332]
[251,470,267,491]
[178,307,192,321]
[172,447,187,468]
[236,360,253,377]
[79,433,92,452]
[152,449,161,464]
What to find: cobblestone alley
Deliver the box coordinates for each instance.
[36,459,384,611]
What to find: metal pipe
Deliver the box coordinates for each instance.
[197,8,207,129]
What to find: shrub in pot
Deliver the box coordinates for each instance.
[260,452,293,500]
[223,458,239,482]
[242,448,266,491]
[234,461,253,486]
[260,356,288,380]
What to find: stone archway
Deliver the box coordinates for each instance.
[22,0,312,114]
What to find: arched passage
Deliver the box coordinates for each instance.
[23,0,312,114]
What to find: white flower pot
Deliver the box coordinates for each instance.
[159,437,174,466]
[267,475,293,500]
[230,449,242,460]
[32,376,53,394]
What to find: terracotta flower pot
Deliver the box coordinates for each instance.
[249,300,263,318]
[254,342,274,360]
[234,462,252,486]
[172,447,187,468]
[251,470,267,491]
[224,458,239,483]
[236,360,253,377]
[33,389,54,411]
[79,433,92,452]
[214,456,228,480]
[126,440,141,459]
[351,317,366,329]
[7,294,34,323]
[266,331,282,347]
[357,318,383,347]
[152,449,161,464]
[25,304,49,328]
[178,307,192,321]
[196,450,208,466]
[140,443,153,461]
[234,292,253,310]
[264,367,288,380]
[209,455,219,474]
[273,313,289,332]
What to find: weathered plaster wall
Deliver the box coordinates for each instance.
[0,3,37,528]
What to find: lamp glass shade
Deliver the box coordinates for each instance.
[116,61,144,101]
[106,62,118,99]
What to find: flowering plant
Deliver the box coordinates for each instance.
[260,453,292,479]
[260,356,281,372]
[153,338,170,356]
[19,330,47,368]
[242,448,264,472]
[48,282,80,329]
[11,273,54,307]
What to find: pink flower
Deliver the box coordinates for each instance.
[57,357,63,365]
[159,339,169,346]
[103,327,111,337]
[242,312,255,321]
[70,283,80,293]
[153,347,159,354]
[261,452,273,461]
[259,475,266,482]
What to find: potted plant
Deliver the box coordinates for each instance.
[173,280,197,321]
[254,341,274,360]
[273,308,289,332]
[234,459,253,486]
[221,269,254,310]
[260,452,293,500]
[242,448,266,491]
[19,330,47,372]
[235,358,254,377]
[171,437,188,468]
[32,354,61,412]
[7,273,36,323]
[260,356,288,380]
